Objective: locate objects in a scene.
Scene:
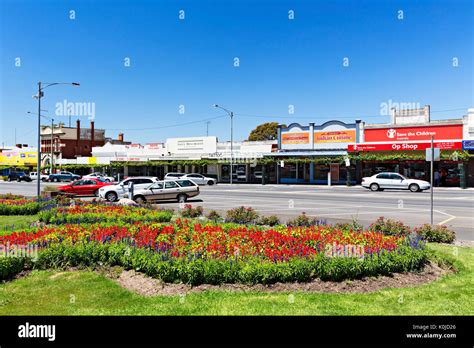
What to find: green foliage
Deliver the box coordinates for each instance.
[225,206,260,224]
[334,218,364,232]
[0,257,27,279]
[205,210,222,222]
[257,215,281,226]
[0,202,42,216]
[248,122,281,141]
[286,212,326,227]
[368,216,412,236]
[180,204,203,218]
[415,224,456,244]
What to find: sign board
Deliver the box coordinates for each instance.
[348,141,462,152]
[364,124,462,142]
[344,157,350,167]
[314,130,356,143]
[280,160,285,167]
[425,148,440,161]
[281,132,309,144]
[462,140,474,150]
[166,136,217,154]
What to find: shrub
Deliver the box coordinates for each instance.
[180,204,203,218]
[257,215,280,226]
[286,212,326,227]
[206,210,222,222]
[0,257,27,280]
[225,206,260,224]
[369,217,411,236]
[335,218,364,232]
[414,224,455,244]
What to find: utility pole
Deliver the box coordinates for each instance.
[430,136,434,225]
[206,121,210,136]
[230,111,234,185]
[51,118,54,174]
[37,82,42,200]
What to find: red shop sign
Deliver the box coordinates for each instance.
[364,124,462,142]
[348,141,462,152]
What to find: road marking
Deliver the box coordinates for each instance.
[438,216,457,225]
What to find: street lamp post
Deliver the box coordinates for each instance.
[34,82,80,200]
[213,104,234,184]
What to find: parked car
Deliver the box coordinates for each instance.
[98,176,160,202]
[48,171,81,182]
[132,179,200,204]
[179,173,217,185]
[29,172,49,182]
[362,172,430,192]
[164,173,185,179]
[82,172,115,182]
[7,172,32,182]
[58,178,114,196]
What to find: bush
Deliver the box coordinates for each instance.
[414,224,455,244]
[0,201,42,215]
[369,217,411,236]
[257,215,280,226]
[206,210,222,222]
[225,206,260,224]
[180,204,203,218]
[0,257,27,280]
[287,212,326,227]
[31,242,427,285]
[334,218,364,232]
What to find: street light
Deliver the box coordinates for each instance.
[213,104,234,184]
[33,82,80,200]
[27,111,54,177]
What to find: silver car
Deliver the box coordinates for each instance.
[132,179,200,204]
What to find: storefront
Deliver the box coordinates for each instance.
[275,120,361,184]
[350,122,467,187]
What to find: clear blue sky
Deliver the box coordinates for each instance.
[1,0,472,146]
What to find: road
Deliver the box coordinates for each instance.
[1,181,473,240]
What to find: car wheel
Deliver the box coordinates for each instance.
[105,192,118,202]
[41,177,47,182]
[134,195,146,204]
[17,178,21,182]
[207,180,215,186]
[409,184,420,192]
[177,194,187,203]
[370,183,380,192]
[7,177,12,182]
[54,178,59,182]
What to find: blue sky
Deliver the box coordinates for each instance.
[1,0,472,146]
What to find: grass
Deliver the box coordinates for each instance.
[0,243,472,315]
[0,215,38,235]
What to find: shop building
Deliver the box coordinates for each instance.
[273,120,362,184]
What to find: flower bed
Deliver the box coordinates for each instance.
[0,219,427,284]
[0,198,43,215]
[38,205,173,224]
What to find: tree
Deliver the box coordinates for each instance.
[248,122,283,141]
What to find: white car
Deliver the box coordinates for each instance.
[98,176,159,202]
[362,172,430,192]
[164,173,217,185]
[29,172,49,182]
[83,172,115,182]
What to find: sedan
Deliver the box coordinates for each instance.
[58,178,114,197]
[83,172,115,182]
[167,173,217,185]
[362,172,430,192]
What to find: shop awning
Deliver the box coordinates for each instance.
[265,150,347,157]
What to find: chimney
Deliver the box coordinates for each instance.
[118,133,124,142]
[76,119,81,154]
[90,121,95,151]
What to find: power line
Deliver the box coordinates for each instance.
[107,114,228,131]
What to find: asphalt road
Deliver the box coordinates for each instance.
[1,181,473,241]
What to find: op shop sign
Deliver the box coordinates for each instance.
[348,141,462,152]
[364,124,463,142]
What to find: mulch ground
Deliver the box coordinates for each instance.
[107,261,449,297]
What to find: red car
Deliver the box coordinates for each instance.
[58,178,114,196]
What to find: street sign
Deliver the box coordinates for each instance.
[462,140,474,150]
[280,160,284,167]
[344,157,350,167]
[425,148,440,161]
